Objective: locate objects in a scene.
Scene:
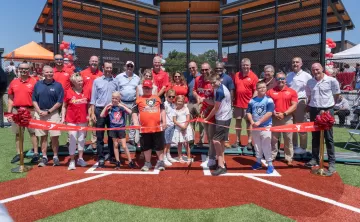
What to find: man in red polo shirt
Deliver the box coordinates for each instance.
[81,55,103,148]
[152,56,169,100]
[193,62,216,168]
[232,58,258,150]
[53,54,72,91]
[81,55,103,97]
[7,62,39,164]
[266,72,298,165]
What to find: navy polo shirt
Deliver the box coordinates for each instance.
[32,80,64,110]
[219,73,235,91]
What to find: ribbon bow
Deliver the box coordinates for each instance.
[314,111,335,130]
[5,108,31,127]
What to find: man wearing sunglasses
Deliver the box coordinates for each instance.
[116,61,140,146]
[266,72,298,166]
[286,57,312,155]
[7,62,39,164]
[304,63,340,174]
[53,54,72,91]
[186,61,203,145]
[215,61,234,148]
[193,63,217,168]
[152,56,169,101]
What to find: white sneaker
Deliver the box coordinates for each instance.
[294,147,306,155]
[68,160,76,170]
[167,154,177,163]
[200,157,209,167]
[207,159,217,167]
[164,158,172,166]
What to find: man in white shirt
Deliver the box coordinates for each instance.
[286,57,312,155]
[305,63,340,174]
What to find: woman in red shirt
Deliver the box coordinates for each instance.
[167,72,189,103]
[61,73,90,170]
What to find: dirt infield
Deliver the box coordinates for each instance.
[1,153,360,222]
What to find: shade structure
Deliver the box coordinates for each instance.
[330,44,360,63]
[4,41,54,61]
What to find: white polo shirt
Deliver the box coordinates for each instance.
[286,69,312,99]
[306,75,340,108]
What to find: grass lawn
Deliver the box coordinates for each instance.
[38,200,293,222]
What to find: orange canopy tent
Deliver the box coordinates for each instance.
[4,41,53,61]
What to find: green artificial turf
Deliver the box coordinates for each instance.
[38,200,293,222]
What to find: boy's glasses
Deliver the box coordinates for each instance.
[168,96,175,99]
[127,65,134,68]
[276,77,286,81]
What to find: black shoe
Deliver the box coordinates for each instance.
[210,161,218,170]
[31,153,40,164]
[247,142,253,150]
[304,159,319,168]
[128,160,136,169]
[98,159,105,168]
[231,142,240,148]
[11,154,20,163]
[109,157,117,165]
[115,161,121,169]
[211,166,227,176]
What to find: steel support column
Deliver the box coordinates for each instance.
[157,16,162,55]
[186,9,190,69]
[320,0,328,67]
[218,15,223,62]
[0,49,4,128]
[341,25,345,51]
[42,28,46,47]
[58,0,64,43]
[274,0,278,69]
[237,9,243,71]
[135,11,140,73]
[52,0,59,55]
[100,2,104,65]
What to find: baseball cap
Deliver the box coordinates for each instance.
[142,80,153,89]
[126,61,134,66]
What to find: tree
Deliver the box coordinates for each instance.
[122,47,131,52]
[164,49,218,74]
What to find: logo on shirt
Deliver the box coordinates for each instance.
[112,111,124,124]
[50,88,55,92]
[70,96,88,104]
[146,98,156,107]
[26,84,33,88]
[255,105,265,116]
[247,78,251,81]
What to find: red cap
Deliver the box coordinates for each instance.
[142,80,153,89]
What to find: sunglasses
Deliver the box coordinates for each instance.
[276,77,286,81]
[127,65,134,68]
[201,69,209,72]
[168,96,175,99]
[55,58,63,61]
[174,76,181,78]
[215,68,223,70]
[189,67,196,70]
[18,68,29,71]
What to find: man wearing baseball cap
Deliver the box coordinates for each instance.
[116,61,140,147]
[132,79,166,171]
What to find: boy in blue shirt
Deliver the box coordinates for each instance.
[101,92,135,169]
[246,81,275,174]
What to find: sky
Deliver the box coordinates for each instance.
[0,0,359,59]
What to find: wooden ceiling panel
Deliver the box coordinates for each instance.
[160,2,219,13]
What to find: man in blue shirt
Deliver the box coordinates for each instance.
[215,61,235,148]
[185,61,203,145]
[32,65,64,167]
[90,61,119,167]
[115,61,140,145]
[246,81,275,174]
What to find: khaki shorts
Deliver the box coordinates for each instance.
[11,109,35,134]
[34,111,61,137]
[233,107,247,119]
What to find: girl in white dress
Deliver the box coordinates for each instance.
[172,95,194,163]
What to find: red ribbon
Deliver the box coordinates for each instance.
[4,108,31,127]
[314,111,335,130]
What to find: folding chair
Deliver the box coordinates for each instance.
[344,122,360,149]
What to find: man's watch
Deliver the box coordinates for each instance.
[283,112,287,116]
[47,110,51,114]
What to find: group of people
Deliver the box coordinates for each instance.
[7,54,340,175]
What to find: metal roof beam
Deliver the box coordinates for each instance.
[328,0,344,25]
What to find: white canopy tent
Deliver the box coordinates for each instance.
[330,44,360,63]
